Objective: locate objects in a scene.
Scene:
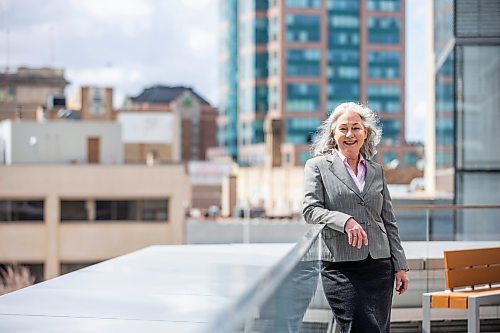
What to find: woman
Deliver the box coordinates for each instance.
[303,102,409,332]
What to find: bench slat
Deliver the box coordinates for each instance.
[445,247,500,269]
[446,264,500,289]
[430,287,500,309]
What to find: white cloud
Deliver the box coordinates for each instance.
[68,66,125,86]
[187,27,217,53]
[70,0,153,37]
[75,0,153,19]
[182,0,213,11]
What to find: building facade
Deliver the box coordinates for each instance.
[218,0,418,167]
[0,67,69,121]
[0,120,123,165]
[123,86,217,162]
[0,165,190,281]
[434,0,500,239]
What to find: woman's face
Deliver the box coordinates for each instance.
[333,111,367,157]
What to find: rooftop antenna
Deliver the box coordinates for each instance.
[5,28,9,72]
[49,25,54,67]
[1,0,9,72]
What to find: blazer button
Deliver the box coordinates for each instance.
[359,201,365,206]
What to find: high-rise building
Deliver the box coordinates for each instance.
[218,1,240,162]
[434,0,500,239]
[218,0,417,167]
[433,0,455,194]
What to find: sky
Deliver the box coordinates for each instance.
[0,0,429,143]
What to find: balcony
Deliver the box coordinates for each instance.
[0,205,499,332]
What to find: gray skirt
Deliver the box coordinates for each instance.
[321,255,394,333]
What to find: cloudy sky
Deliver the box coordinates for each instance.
[1,0,429,142]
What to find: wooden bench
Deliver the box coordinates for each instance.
[422,247,500,333]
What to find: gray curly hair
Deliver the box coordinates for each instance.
[311,102,382,159]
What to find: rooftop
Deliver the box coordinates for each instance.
[130,85,210,106]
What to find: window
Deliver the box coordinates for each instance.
[367,51,401,79]
[327,0,359,10]
[286,117,321,144]
[368,17,400,44]
[255,17,268,44]
[383,152,398,165]
[367,85,401,113]
[403,152,418,166]
[255,52,269,79]
[286,14,320,42]
[286,0,321,8]
[60,262,97,275]
[252,120,265,144]
[0,200,44,222]
[330,15,359,28]
[367,0,400,12]
[287,49,321,77]
[61,201,88,221]
[286,83,321,112]
[95,199,168,222]
[436,118,454,145]
[380,120,401,145]
[299,151,312,164]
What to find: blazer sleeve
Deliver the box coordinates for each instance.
[381,168,409,272]
[302,158,352,233]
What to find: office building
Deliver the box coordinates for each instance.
[218,0,419,167]
[123,85,217,162]
[0,164,190,281]
[0,115,190,281]
[0,119,122,165]
[434,0,500,239]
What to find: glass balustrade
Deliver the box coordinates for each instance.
[204,205,500,333]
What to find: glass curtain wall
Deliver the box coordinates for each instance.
[326,0,360,111]
[218,0,239,160]
[453,0,500,239]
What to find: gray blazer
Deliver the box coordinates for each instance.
[303,151,408,272]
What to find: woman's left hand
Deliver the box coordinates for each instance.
[395,270,409,295]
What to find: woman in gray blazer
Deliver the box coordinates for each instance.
[303,102,409,333]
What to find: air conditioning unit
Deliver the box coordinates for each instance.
[47,95,66,109]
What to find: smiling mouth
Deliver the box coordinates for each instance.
[344,141,357,146]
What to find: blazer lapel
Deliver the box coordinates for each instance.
[362,161,376,197]
[327,151,363,200]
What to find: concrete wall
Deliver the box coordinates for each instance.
[237,166,305,217]
[0,164,190,279]
[185,219,311,244]
[1,120,123,165]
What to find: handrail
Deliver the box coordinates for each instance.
[203,223,324,333]
[394,204,500,210]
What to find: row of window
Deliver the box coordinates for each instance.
[0,200,169,222]
[284,49,401,79]
[284,0,401,12]
[284,82,401,113]
[285,14,400,45]
[282,117,402,145]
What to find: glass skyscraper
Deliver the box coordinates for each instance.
[219,0,415,167]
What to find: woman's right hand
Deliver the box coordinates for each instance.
[344,218,368,249]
